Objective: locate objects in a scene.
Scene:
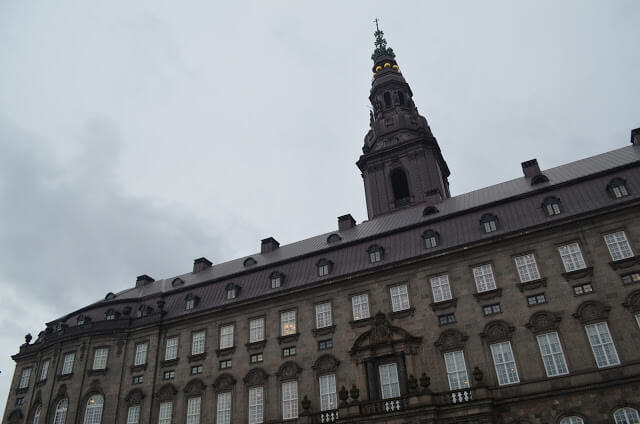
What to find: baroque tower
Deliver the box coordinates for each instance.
[358,24,451,219]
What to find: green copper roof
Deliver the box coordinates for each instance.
[371,19,395,62]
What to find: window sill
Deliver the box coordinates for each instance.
[189,352,207,362]
[561,266,593,280]
[35,379,46,387]
[349,317,374,328]
[130,363,147,373]
[14,387,28,395]
[245,340,267,351]
[429,298,458,311]
[160,358,179,368]
[473,288,502,303]
[609,256,640,270]
[517,278,547,292]
[278,333,300,344]
[56,373,72,381]
[390,307,415,320]
[312,325,336,337]
[215,348,235,358]
[88,368,108,377]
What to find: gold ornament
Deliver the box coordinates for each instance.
[384,62,391,68]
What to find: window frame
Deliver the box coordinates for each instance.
[165,336,179,361]
[281,380,298,420]
[558,242,587,273]
[186,396,201,424]
[378,362,401,399]
[584,321,620,368]
[430,274,453,303]
[315,301,333,329]
[191,330,206,355]
[443,350,470,390]
[389,284,410,312]
[535,331,569,377]
[18,367,31,389]
[92,347,109,370]
[319,373,337,411]
[61,352,75,375]
[472,263,497,293]
[134,342,148,366]
[514,252,541,283]
[83,394,104,424]
[158,401,173,424]
[248,386,264,424]
[490,341,520,386]
[604,230,634,261]
[351,293,370,321]
[219,324,234,350]
[249,317,265,343]
[280,310,297,336]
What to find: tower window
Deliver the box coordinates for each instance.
[397,91,405,105]
[367,245,384,263]
[480,214,498,233]
[383,92,392,108]
[422,230,440,249]
[608,178,629,198]
[542,196,561,216]
[390,168,410,206]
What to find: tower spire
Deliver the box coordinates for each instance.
[371,19,395,62]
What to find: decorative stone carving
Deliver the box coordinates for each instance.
[434,329,468,352]
[525,310,562,333]
[56,384,67,398]
[350,312,422,355]
[349,385,360,403]
[473,366,484,387]
[117,337,126,356]
[623,289,640,313]
[480,320,515,342]
[156,384,178,401]
[213,373,236,391]
[125,389,145,406]
[419,373,431,392]
[573,300,611,324]
[338,386,349,407]
[184,379,206,395]
[243,368,269,386]
[312,354,340,376]
[7,409,23,423]
[276,361,302,381]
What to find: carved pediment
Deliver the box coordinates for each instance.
[480,320,515,343]
[156,384,178,401]
[56,384,67,398]
[276,361,302,381]
[525,311,562,333]
[213,373,236,391]
[623,289,640,312]
[434,329,468,352]
[125,389,145,406]
[573,300,611,324]
[243,368,269,386]
[312,354,340,376]
[350,312,422,355]
[184,379,206,395]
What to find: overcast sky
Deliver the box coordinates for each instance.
[1,0,639,409]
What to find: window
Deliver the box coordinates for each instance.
[282,381,298,419]
[53,399,68,424]
[315,302,332,328]
[614,407,640,424]
[514,253,541,283]
[249,318,265,343]
[33,404,42,424]
[216,392,232,424]
[368,245,383,263]
[134,343,148,366]
[480,214,498,233]
[83,395,104,424]
[185,296,196,311]
[191,365,203,375]
[536,332,569,377]
[186,396,201,424]
[282,346,296,357]
[473,264,496,293]
[163,370,175,380]
[18,368,31,389]
[250,353,263,364]
[635,314,640,329]
[608,178,630,198]
[319,374,337,411]
[318,339,333,350]
[105,309,116,321]
[77,315,86,326]
[327,234,342,244]
[378,363,400,399]
[165,337,178,361]
[390,168,410,205]
[558,243,587,272]
[351,293,370,321]
[560,417,584,424]
[244,257,257,267]
[158,401,172,424]
[92,348,108,370]
[430,274,452,303]
[39,360,49,381]
[132,375,143,384]
[280,310,297,336]
[317,259,332,277]
[270,272,282,289]
[248,386,264,424]
[126,405,140,424]
[422,230,439,249]
[542,196,561,216]
[219,359,232,369]
[622,272,640,285]
[585,322,620,368]
[16,397,24,406]
[527,293,546,306]
[192,330,206,355]
[61,352,75,375]
[137,305,149,318]
[390,284,410,312]
[438,313,456,326]
[443,351,470,390]
[219,325,234,349]
[483,304,501,316]
[573,283,593,296]
[490,341,520,385]
[604,231,634,261]
[383,91,392,107]
[225,284,237,300]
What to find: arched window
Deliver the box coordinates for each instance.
[383,92,392,108]
[480,214,498,233]
[422,230,440,249]
[83,395,104,424]
[397,91,405,106]
[608,178,630,198]
[614,408,640,424]
[423,206,439,216]
[531,174,549,185]
[31,405,41,424]
[560,417,584,424]
[367,245,384,264]
[225,283,239,300]
[185,294,199,311]
[390,168,410,206]
[244,257,257,267]
[542,196,561,216]
[105,309,118,321]
[171,278,184,288]
[53,398,68,424]
[326,234,342,244]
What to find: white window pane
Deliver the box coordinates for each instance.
[352,294,370,321]
[165,337,178,360]
[53,399,68,424]
[378,363,400,399]
[32,405,41,424]
[585,322,620,368]
[604,231,634,261]
[282,381,298,419]
[558,243,587,272]
[614,407,640,424]
[536,332,569,377]
[490,342,520,385]
[39,360,49,381]
[319,374,337,411]
[249,386,264,424]
[443,351,470,390]
[19,368,31,389]
[514,254,541,283]
[250,318,265,343]
[62,353,75,375]
[390,285,410,312]
[159,401,172,424]
[92,348,108,370]
[134,343,148,366]
[216,392,231,424]
[315,302,332,328]
[126,406,140,424]
[186,397,201,424]
[430,275,452,303]
[220,325,234,349]
[83,395,104,424]
[473,264,496,293]
[192,331,206,355]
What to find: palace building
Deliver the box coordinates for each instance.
[4,27,640,424]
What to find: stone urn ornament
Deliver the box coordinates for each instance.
[419,373,431,392]
[349,384,360,403]
[407,374,418,393]
[473,366,484,387]
[301,395,311,412]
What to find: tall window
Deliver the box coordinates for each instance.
[134,343,148,366]
[490,341,520,385]
[558,243,587,272]
[249,318,265,343]
[248,386,264,424]
[351,294,370,321]
[473,264,496,293]
[126,405,140,424]
[225,284,237,300]
[585,322,620,368]
[186,396,201,424]
[158,401,172,424]
[185,296,196,311]
[280,310,296,336]
[282,381,298,420]
[39,360,49,381]
[191,331,206,355]
[378,363,400,399]
[604,231,634,261]
[560,417,584,424]
[430,274,452,303]
[216,392,232,424]
[390,284,410,312]
[92,348,108,370]
[83,395,104,424]
[315,302,332,328]
[18,368,31,389]
[53,398,68,424]
[219,325,234,349]
[443,351,470,390]
[390,168,410,205]
[32,404,41,424]
[614,408,640,424]
[270,272,282,289]
[514,253,541,283]
[536,332,569,377]
[61,353,75,375]
[165,337,178,360]
[319,374,337,411]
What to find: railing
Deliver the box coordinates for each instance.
[435,388,474,405]
[359,396,409,416]
[310,409,339,423]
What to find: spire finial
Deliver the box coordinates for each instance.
[371,19,395,62]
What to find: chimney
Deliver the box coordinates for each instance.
[261,237,280,254]
[135,274,155,288]
[338,214,356,231]
[631,128,640,145]
[521,159,541,178]
[193,257,212,273]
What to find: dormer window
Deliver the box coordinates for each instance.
[136,305,151,318]
[608,178,629,198]
[171,278,184,288]
[542,196,561,216]
[77,315,86,326]
[423,206,439,216]
[422,230,440,249]
[104,292,116,300]
[243,257,257,267]
[185,294,199,311]
[367,245,384,263]
[225,283,239,300]
[327,233,342,244]
[531,174,549,185]
[317,259,333,277]
[480,214,498,233]
[270,271,284,289]
[105,309,119,321]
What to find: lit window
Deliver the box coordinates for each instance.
[573,283,593,296]
[191,331,206,355]
[53,399,68,424]
[536,332,569,377]
[527,293,546,306]
[39,360,49,381]
[127,405,140,424]
[219,325,234,350]
[280,310,297,336]
[158,401,172,424]
[186,396,201,424]
[250,353,263,363]
[225,284,238,300]
[422,230,439,249]
[317,259,332,277]
[282,346,296,357]
[249,318,265,343]
[191,365,203,375]
[585,322,620,368]
[473,264,496,293]
[92,348,108,370]
[604,231,634,261]
[163,370,175,380]
[18,368,31,389]
[319,374,337,411]
[483,304,501,316]
[219,359,232,369]
[514,253,541,283]
[270,272,283,289]
[390,284,410,312]
[622,272,640,285]
[134,343,148,366]
[438,313,456,326]
[83,395,104,424]
[351,293,370,321]
[165,336,178,361]
[443,350,470,390]
[490,341,519,385]
[367,245,384,263]
[61,353,75,375]
[282,381,298,420]
[378,363,400,399]
[560,417,584,424]
[430,274,452,303]
[614,407,640,424]
[558,243,587,272]
[480,214,498,233]
[315,302,332,329]
[608,178,630,199]
[248,386,264,424]
[318,339,333,350]
[542,196,561,216]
